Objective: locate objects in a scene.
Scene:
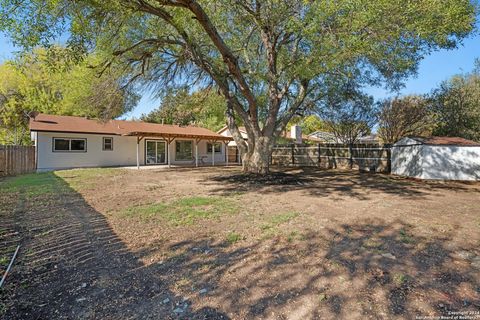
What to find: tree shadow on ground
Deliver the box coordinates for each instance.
[153,220,479,319]
[1,173,230,320]
[202,167,479,200]
[2,172,479,319]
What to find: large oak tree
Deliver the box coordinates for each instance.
[1,0,476,172]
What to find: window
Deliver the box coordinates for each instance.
[103,137,113,151]
[53,138,87,152]
[207,142,221,153]
[175,140,193,161]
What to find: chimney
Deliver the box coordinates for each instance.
[291,125,302,144]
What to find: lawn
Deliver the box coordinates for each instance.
[1,167,479,319]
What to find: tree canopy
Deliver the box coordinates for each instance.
[0,46,139,145]
[140,88,227,131]
[429,63,480,142]
[0,0,476,171]
[377,95,433,144]
[317,86,377,144]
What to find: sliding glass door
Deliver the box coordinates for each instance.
[146,140,167,164]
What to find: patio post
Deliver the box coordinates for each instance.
[167,138,172,168]
[225,142,229,167]
[195,140,198,167]
[136,136,143,170]
[136,138,140,169]
[212,141,215,166]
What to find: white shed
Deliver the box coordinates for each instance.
[391,136,480,181]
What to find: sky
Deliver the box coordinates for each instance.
[1,32,479,120]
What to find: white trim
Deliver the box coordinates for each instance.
[145,139,167,165]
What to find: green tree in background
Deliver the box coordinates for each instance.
[429,63,480,142]
[377,95,433,144]
[140,88,226,131]
[287,115,326,136]
[0,46,139,145]
[318,86,377,145]
[0,0,475,172]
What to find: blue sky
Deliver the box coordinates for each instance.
[1,32,479,119]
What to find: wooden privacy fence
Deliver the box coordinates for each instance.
[271,143,392,173]
[0,145,36,177]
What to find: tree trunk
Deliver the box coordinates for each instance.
[241,136,273,174]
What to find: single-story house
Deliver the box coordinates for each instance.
[391,136,480,180]
[218,125,322,145]
[30,113,232,171]
[307,131,380,144]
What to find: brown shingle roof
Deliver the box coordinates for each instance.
[30,114,231,141]
[408,136,480,146]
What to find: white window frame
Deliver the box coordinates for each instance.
[52,137,87,152]
[102,137,114,151]
[175,140,193,161]
[207,142,222,153]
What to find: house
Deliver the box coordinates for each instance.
[218,125,322,146]
[307,131,337,143]
[391,136,480,180]
[357,134,380,144]
[30,114,232,171]
[217,126,249,147]
[307,131,380,144]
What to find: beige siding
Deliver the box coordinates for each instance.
[34,132,227,171]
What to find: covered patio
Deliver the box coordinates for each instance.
[123,129,233,169]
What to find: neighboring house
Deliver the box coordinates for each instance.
[308,131,380,144]
[391,136,480,180]
[217,126,248,147]
[30,114,232,171]
[357,134,380,144]
[307,131,337,143]
[218,125,321,145]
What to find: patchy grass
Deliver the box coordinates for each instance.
[318,293,328,302]
[2,167,480,319]
[392,273,408,286]
[225,232,244,244]
[0,172,61,197]
[0,168,124,198]
[0,256,9,267]
[260,211,300,238]
[123,196,238,226]
[362,238,383,249]
[286,230,306,243]
[399,228,415,244]
[56,168,124,191]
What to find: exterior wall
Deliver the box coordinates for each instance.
[391,144,423,178]
[420,145,480,180]
[218,128,248,147]
[35,132,227,171]
[36,132,144,171]
[391,137,480,180]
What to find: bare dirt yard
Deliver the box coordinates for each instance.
[1,167,479,319]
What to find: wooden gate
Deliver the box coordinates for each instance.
[227,146,240,163]
[0,145,36,177]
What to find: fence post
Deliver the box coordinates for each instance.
[348,143,353,169]
[291,144,295,166]
[318,143,321,166]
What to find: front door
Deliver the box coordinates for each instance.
[146,140,167,164]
